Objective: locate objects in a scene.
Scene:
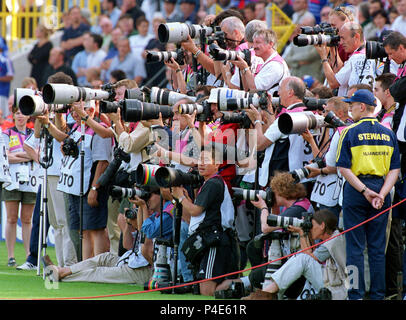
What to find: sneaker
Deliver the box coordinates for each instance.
[16,262,36,270]
[7,258,16,267]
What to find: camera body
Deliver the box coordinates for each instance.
[62,137,79,158]
[206,26,227,49]
[221,111,252,129]
[267,213,313,234]
[124,207,138,220]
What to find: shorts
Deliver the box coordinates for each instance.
[68,188,109,231]
[2,189,37,204]
[196,230,240,284]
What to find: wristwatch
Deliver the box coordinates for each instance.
[178,195,186,204]
[91,186,98,191]
[81,115,89,122]
[243,67,250,74]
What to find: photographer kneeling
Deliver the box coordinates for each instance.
[171,149,239,296]
[250,209,347,300]
[239,172,314,299]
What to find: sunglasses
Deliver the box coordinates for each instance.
[334,6,349,19]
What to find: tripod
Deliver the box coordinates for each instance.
[37,126,53,278]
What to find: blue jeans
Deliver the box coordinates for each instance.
[178,220,194,282]
[27,185,50,266]
[342,177,389,300]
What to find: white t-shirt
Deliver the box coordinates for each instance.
[391,15,406,36]
[254,51,290,96]
[230,51,264,89]
[335,49,377,97]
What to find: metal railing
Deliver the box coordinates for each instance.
[0,0,100,54]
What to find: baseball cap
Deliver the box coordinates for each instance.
[163,0,177,3]
[302,75,315,89]
[343,89,377,107]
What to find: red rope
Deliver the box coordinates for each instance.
[33,197,406,300]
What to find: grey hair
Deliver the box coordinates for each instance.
[220,16,245,37]
[253,29,277,48]
[245,19,267,42]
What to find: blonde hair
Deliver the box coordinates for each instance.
[37,23,54,38]
[21,77,38,89]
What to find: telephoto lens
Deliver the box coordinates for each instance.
[324,111,347,128]
[232,187,274,207]
[290,158,325,183]
[109,186,151,200]
[121,99,174,122]
[14,88,36,109]
[155,167,204,188]
[267,213,313,233]
[278,111,326,135]
[209,43,251,63]
[42,83,111,104]
[178,103,204,115]
[158,22,213,44]
[18,94,47,116]
[136,163,160,187]
[293,34,340,47]
[150,87,196,105]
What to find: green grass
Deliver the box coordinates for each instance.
[0,241,214,300]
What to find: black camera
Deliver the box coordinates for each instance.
[206,26,226,49]
[110,185,151,200]
[290,157,326,183]
[99,100,123,114]
[221,111,252,129]
[62,137,79,158]
[294,23,339,47]
[214,281,247,299]
[303,97,328,112]
[155,167,204,188]
[366,40,388,59]
[300,22,337,35]
[267,213,313,234]
[209,43,251,65]
[146,49,186,65]
[324,110,347,128]
[232,187,274,207]
[124,207,138,220]
[97,146,131,187]
[121,99,174,122]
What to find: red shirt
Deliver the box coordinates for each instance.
[206,122,239,193]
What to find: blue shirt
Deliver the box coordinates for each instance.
[107,52,146,80]
[0,54,13,97]
[61,23,91,64]
[71,50,88,86]
[336,117,401,176]
[141,201,175,240]
[308,0,328,24]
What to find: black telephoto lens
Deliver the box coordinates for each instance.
[121,99,174,122]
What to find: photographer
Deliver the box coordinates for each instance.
[131,186,194,283]
[44,206,153,284]
[304,97,352,219]
[171,149,239,296]
[246,209,347,300]
[230,29,290,96]
[316,22,377,97]
[246,77,315,189]
[220,19,267,89]
[383,31,406,79]
[39,100,114,260]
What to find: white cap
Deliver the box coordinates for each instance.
[207,88,219,104]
